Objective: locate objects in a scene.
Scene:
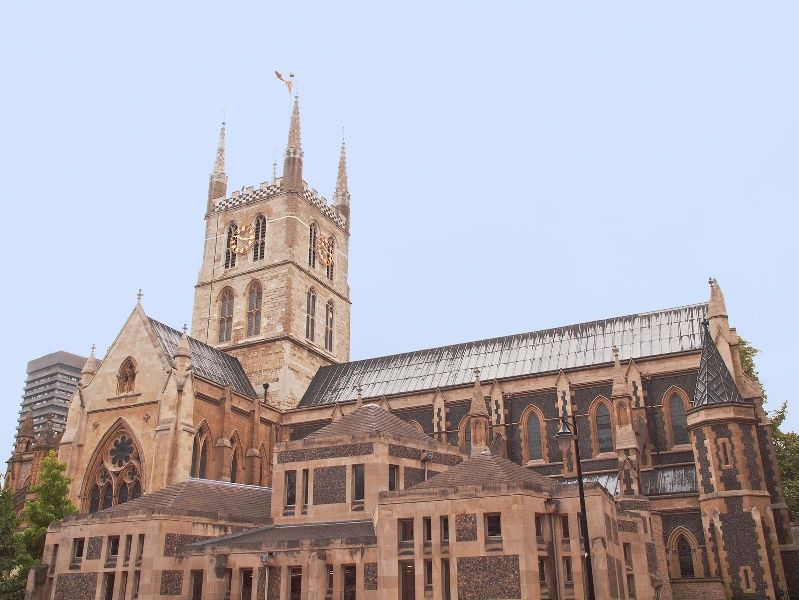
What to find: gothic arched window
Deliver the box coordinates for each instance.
[325,237,335,281]
[117,358,136,394]
[593,400,614,454]
[253,215,266,261]
[667,391,690,446]
[524,409,544,461]
[218,288,234,343]
[668,530,702,579]
[230,448,239,484]
[459,416,472,455]
[191,427,210,479]
[246,281,263,337]
[85,426,143,514]
[308,222,318,268]
[324,300,334,351]
[305,288,316,341]
[224,224,238,269]
[677,536,695,578]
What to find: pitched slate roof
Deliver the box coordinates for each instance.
[188,520,376,550]
[78,479,271,524]
[305,403,433,443]
[299,302,708,407]
[148,318,257,399]
[693,320,744,407]
[412,450,556,493]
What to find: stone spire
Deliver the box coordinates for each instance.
[207,121,228,212]
[610,346,630,400]
[469,370,490,456]
[469,370,489,417]
[333,139,351,229]
[80,344,99,386]
[707,277,727,321]
[694,320,744,407]
[282,96,304,192]
[18,409,34,441]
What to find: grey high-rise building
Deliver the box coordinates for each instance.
[16,351,87,441]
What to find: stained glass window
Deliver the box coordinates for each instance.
[596,403,613,453]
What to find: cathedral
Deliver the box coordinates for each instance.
[25,98,798,600]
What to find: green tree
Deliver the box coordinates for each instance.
[21,450,77,561]
[738,336,799,518]
[0,489,31,600]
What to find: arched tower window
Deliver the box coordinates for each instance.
[218,288,234,343]
[324,300,334,351]
[590,398,614,454]
[253,215,266,261]
[521,406,546,462]
[85,424,143,513]
[246,281,263,337]
[665,389,690,446]
[325,237,335,281]
[308,222,318,268]
[117,358,136,394]
[668,529,702,579]
[305,288,316,341]
[191,426,210,479]
[224,224,238,269]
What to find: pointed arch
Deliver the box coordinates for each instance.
[589,396,615,455]
[229,431,244,484]
[305,287,317,341]
[81,418,145,513]
[191,420,214,479]
[407,420,424,433]
[308,221,318,268]
[116,357,137,394]
[662,386,691,447]
[258,442,269,487]
[325,236,335,281]
[246,280,263,337]
[218,287,234,343]
[458,415,472,455]
[253,214,267,261]
[520,404,547,463]
[667,527,703,579]
[324,299,334,352]
[224,222,238,269]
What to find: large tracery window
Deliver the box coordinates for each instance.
[87,429,143,514]
[218,288,234,343]
[308,222,318,268]
[253,215,266,261]
[191,427,210,479]
[324,300,334,351]
[305,288,316,341]
[224,224,238,269]
[247,281,262,337]
[116,357,136,394]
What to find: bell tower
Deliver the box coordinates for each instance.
[191,98,352,409]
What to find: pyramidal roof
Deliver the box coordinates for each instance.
[412,450,555,493]
[305,403,433,443]
[693,320,744,407]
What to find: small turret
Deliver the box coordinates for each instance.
[207,121,228,213]
[282,97,303,192]
[174,325,192,377]
[333,139,351,229]
[16,410,34,452]
[468,369,490,455]
[80,344,99,386]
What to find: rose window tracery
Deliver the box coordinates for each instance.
[86,429,143,514]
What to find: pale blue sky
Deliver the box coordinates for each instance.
[1,2,797,467]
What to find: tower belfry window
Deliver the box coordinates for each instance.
[306,288,316,341]
[218,288,234,343]
[325,237,335,281]
[247,282,262,337]
[253,215,266,261]
[308,223,318,268]
[324,300,334,351]
[224,224,237,269]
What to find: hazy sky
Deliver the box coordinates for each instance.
[1,2,797,467]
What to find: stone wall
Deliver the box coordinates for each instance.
[456,555,521,599]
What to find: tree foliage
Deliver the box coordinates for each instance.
[738,336,799,518]
[21,450,77,561]
[0,489,31,600]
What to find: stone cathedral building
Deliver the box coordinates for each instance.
[27,98,797,600]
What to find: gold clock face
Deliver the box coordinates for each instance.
[316,234,334,266]
[229,224,255,255]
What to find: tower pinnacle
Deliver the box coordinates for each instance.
[333,138,351,228]
[282,96,304,191]
[207,121,228,211]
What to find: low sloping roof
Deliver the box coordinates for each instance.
[299,303,708,407]
[412,450,556,493]
[76,479,271,524]
[149,318,257,399]
[188,519,376,550]
[305,403,433,443]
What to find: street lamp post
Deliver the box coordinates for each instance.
[556,413,596,600]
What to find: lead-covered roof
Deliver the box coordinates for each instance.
[300,302,708,407]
